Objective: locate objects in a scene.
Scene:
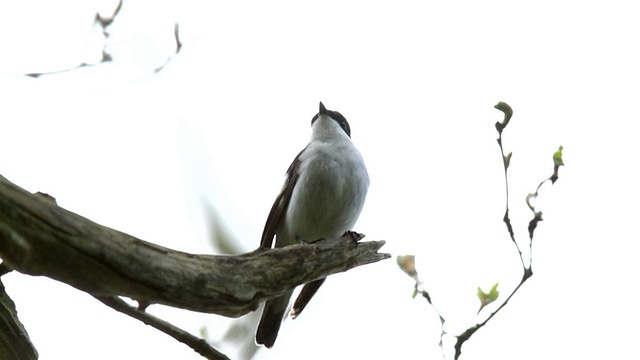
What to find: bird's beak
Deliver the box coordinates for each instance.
[319,102,327,115]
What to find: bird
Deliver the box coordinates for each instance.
[255,101,369,348]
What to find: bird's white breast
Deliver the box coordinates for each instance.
[279,138,369,245]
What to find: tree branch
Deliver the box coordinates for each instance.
[1,277,38,360]
[398,102,563,360]
[0,174,389,318]
[94,295,230,360]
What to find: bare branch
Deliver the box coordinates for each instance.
[452,103,562,359]
[95,0,123,28]
[94,295,229,360]
[154,22,183,73]
[0,278,38,360]
[398,102,563,360]
[0,173,389,318]
[25,0,123,78]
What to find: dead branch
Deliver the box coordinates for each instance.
[0,276,38,360]
[0,174,389,317]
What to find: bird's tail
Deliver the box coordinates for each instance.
[291,278,326,319]
[255,290,294,348]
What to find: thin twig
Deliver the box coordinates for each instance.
[94,296,230,360]
[414,284,446,353]
[449,102,562,359]
[25,0,123,78]
[399,102,563,360]
[154,22,183,73]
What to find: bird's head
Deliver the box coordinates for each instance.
[311,102,351,139]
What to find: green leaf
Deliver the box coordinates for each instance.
[477,282,500,313]
[551,145,564,183]
[553,145,564,167]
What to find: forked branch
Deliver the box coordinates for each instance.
[398,102,564,360]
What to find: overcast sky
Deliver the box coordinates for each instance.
[1,1,639,359]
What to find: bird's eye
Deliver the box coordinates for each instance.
[330,111,351,137]
[339,120,351,137]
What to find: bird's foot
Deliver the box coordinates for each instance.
[344,230,364,243]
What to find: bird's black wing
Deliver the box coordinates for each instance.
[259,147,305,248]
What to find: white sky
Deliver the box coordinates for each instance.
[1,0,638,359]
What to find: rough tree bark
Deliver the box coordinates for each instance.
[1,273,38,360]
[0,174,389,358]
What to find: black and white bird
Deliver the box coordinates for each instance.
[255,102,369,348]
